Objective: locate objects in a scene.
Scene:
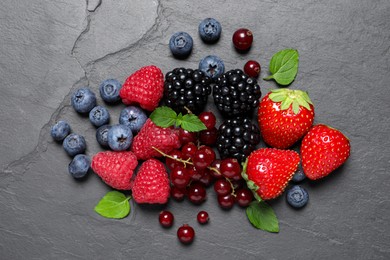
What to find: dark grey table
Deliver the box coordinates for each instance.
[1,0,389,259]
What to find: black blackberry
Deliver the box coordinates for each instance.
[216,117,260,163]
[164,68,212,114]
[213,69,261,117]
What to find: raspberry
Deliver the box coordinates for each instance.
[131,119,181,160]
[132,159,170,204]
[91,151,138,190]
[120,65,164,111]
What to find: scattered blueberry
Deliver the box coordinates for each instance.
[292,163,306,183]
[71,87,97,114]
[199,55,225,80]
[51,121,71,141]
[107,124,133,151]
[286,185,309,208]
[198,18,222,43]
[68,154,90,179]
[99,79,122,103]
[89,106,110,127]
[96,125,111,148]
[63,133,86,157]
[169,32,193,59]
[119,106,147,133]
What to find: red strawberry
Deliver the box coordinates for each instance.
[131,118,181,160]
[258,89,315,149]
[91,151,138,190]
[243,148,300,200]
[132,159,170,204]
[301,124,350,180]
[120,65,164,111]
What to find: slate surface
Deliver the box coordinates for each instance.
[0,0,389,259]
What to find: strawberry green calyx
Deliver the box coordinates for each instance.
[241,159,262,203]
[269,89,313,114]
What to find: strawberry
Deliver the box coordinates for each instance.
[120,65,164,111]
[301,124,350,180]
[258,89,315,149]
[91,151,138,190]
[242,148,300,200]
[132,159,170,204]
[131,118,181,160]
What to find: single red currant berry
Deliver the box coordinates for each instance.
[198,111,216,130]
[236,188,254,207]
[166,150,184,170]
[181,142,198,160]
[218,194,235,209]
[187,182,207,204]
[214,179,232,196]
[188,165,204,181]
[244,60,261,78]
[170,165,190,189]
[220,158,241,179]
[199,127,218,146]
[177,224,195,244]
[232,28,253,51]
[209,159,223,179]
[197,211,209,224]
[199,169,214,187]
[159,211,174,228]
[179,128,197,144]
[171,186,186,201]
[192,146,215,170]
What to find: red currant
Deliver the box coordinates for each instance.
[181,142,198,160]
[218,194,235,209]
[166,150,183,170]
[198,111,216,130]
[188,165,204,181]
[159,210,174,228]
[236,188,254,207]
[177,224,195,244]
[171,186,186,201]
[199,169,214,187]
[187,182,206,204]
[220,158,241,179]
[178,128,197,144]
[193,146,216,170]
[232,28,253,51]
[199,127,218,146]
[170,165,190,189]
[214,179,232,196]
[244,60,261,78]
[197,211,209,224]
[209,160,223,179]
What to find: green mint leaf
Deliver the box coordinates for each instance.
[176,112,183,127]
[264,49,299,86]
[94,191,131,219]
[180,114,207,132]
[150,106,177,128]
[246,201,279,233]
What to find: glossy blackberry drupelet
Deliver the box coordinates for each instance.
[216,117,260,163]
[213,69,261,117]
[164,68,212,114]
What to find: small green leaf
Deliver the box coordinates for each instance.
[292,101,300,114]
[280,97,293,110]
[150,106,177,128]
[246,201,279,233]
[269,92,287,102]
[180,114,207,132]
[94,191,131,219]
[263,49,299,86]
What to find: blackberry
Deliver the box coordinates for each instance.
[213,69,261,117]
[164,68,212,114]
[216,117,260,163]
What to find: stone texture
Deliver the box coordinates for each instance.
[0,0,389,259]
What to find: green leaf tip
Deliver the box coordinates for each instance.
[268,89,313,114]
[264,49,299,86]
[94,191,131,219]
[246,201,279,233]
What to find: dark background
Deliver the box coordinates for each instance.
[0,0,389,259]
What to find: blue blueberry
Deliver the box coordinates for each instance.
[71,87,97,114]
[89,105,110,127]
[63,133,86,157]
[96,125,111,147]
[169,32,193,59]
[198,18,222,43]
[68,154,90,179]
[119,106,147,133]
[99,79,122,103]
[286,185,309,208]
[292,163,306,183]
[51,121,71,141]
[107,124,133,151]
[199,55,225,80]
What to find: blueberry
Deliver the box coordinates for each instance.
[96,125,111,147]
[68,154,90,179]
[89,105,110,127]
[198,18,222,43]
[71,87,97,114]
[107,124,133,151]
[169,32,193,59]
[199,55,225,80]
[51,121,71,141]
[63,133,86,157]
[286,185,309,208]
[119,106,147,133]
[99,79,122,103]
[292,163,306,183]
